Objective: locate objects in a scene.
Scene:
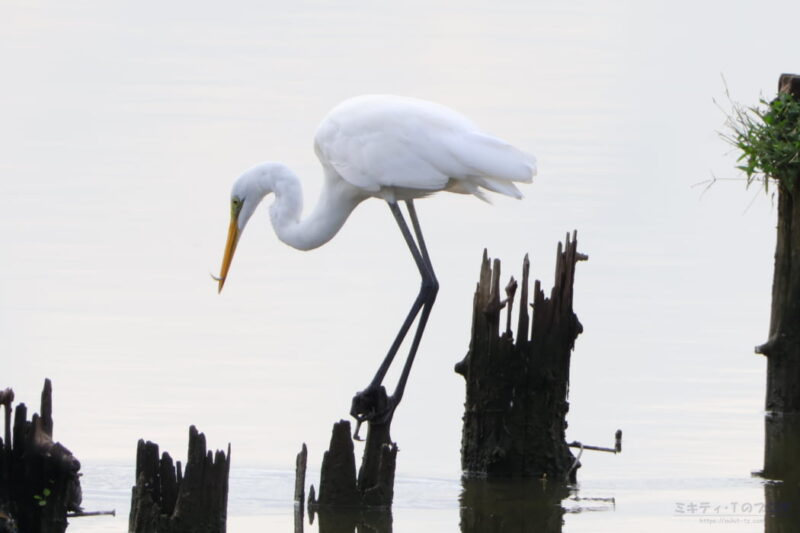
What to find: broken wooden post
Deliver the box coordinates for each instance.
[295,443,308,507]
[301,418,395,532]
[756,73,800,480]
[0,379,83,533]
[294,443,307,533]
[129,425,230,533]
[455,232,586,481]
[307,418,397,510]
[355,417,397,507]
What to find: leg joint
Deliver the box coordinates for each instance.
[421,277,439,299]
[425,277,439,293]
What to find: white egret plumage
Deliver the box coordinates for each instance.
[215,94,536,438]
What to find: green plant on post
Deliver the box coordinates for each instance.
[723,91,800,192]
[32,488,51,507]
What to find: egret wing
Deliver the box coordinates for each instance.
[314,95,535,198]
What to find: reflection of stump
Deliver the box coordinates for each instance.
[313,507,393,533]
[0,379,82,533]
[460,478,568,533]
[456,232,586,481]
[765,480,800,532]
[129,426,230,533]
[757,73,800,480]
[765,479,800,533]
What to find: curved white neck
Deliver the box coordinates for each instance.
[241,163,366,251]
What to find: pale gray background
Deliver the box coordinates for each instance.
[1,1,795,530]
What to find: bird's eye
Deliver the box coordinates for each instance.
[230,197,243,217]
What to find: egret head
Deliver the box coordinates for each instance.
[214,166,272,292]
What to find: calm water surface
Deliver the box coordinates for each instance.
[3,0,800,531]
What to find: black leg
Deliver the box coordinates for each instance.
[390,201,438,404]
[406,200,438,286]
[366,202,429,388]
[350,201,438,438]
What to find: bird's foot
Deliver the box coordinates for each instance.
[350,385,395,441]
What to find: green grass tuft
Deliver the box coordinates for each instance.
[722,91,800,192]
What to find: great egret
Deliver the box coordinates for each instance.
[214,95,536,438]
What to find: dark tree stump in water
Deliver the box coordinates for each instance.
[0,379,82,533]
[129,426,230,533]
[295,442,308,507]
[756,73,800,480]
[455,232,586,481]
[294,443,308,533]
[314,421,361,508]
[303,420,395,532]
[356,416,397,507]
[308,418,397,512]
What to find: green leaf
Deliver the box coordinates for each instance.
[722,90,800,192]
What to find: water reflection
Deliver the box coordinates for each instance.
[765,480,800,533]
[459,478,571,533]
[294,478,616,533]
[299,505,393,533]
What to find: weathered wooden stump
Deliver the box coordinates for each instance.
[301,419,395,532]
[460,478,568,533]
[129,426,230,533]
[0,379,83,533]
[756,73,800,480]
[294,443,308,533]
[307,418,397,510]
[295,443,308,507]
[455,232,586,481]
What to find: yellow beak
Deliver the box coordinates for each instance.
[215,216,240,293]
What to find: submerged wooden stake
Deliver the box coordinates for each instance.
[295,442,308,506]
[756,73,800,481]
[0,379,83,533]
[129,426,230,533]
[456,232,586,481]
[307,418,397,512]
